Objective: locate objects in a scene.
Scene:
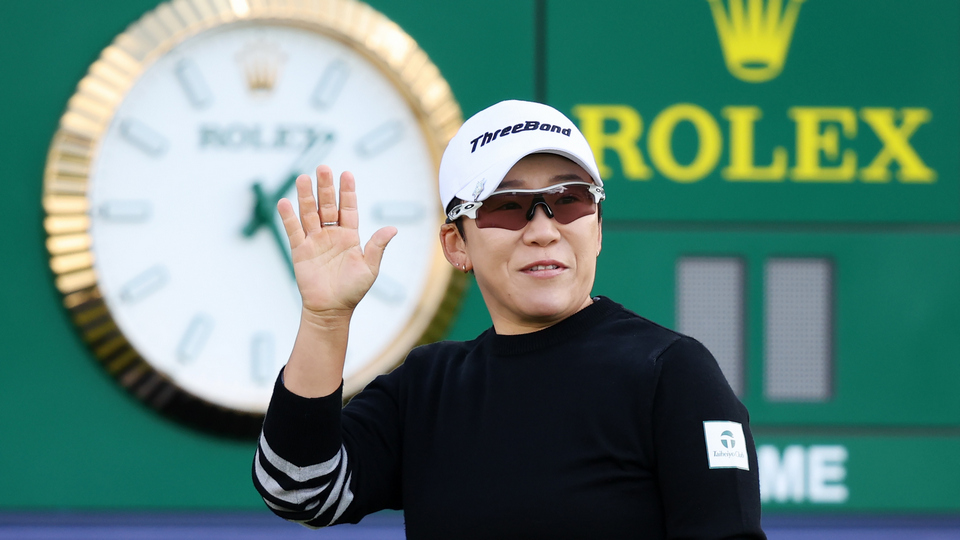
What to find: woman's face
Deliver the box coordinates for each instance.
[444,153,603,335]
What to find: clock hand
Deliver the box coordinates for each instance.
[242,175,295,238]
[252,182,295,279]
[242,131,336,237]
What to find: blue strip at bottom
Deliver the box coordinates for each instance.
[1,511,959,539]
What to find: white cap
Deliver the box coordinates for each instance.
[438,100,602,211]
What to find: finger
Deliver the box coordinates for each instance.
[315,164,339,226]
[296,174,321,234]
[363,226,398,275]
[278,198,305,249]
[338,170,359,230]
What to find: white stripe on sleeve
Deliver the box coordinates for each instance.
[329,472,355,526]
[259,433,342,481]
[254,448,332,505]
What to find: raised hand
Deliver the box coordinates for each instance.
[277,165,397,320]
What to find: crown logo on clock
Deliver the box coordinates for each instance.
[237,41,286,93]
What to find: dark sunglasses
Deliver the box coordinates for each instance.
[446,181,605,230]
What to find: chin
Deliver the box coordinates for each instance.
[514,291,578,321]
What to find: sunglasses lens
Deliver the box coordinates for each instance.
[474,184,597,230]
[474,193,530,230]
[544,185,597,224]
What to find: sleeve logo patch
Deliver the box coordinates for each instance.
[703,421,750,470]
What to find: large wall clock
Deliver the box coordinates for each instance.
[43,0,464,438]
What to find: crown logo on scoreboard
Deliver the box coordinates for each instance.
[236,41,286,93]
[706,0,806,83]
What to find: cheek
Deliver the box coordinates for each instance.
[577,249,598,277]
[465,233,516,272]
[576,223,602,255]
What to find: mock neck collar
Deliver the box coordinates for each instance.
[486,296,619,356]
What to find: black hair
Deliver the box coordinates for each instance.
[445,198,468,242]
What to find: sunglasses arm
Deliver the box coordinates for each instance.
[446,201,483,223]
[588,185,605,204]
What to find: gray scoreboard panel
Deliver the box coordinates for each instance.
[598,228,960,426]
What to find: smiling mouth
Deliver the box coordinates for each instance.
[521,261,567,274]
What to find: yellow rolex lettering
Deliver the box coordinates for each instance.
[860,108,936,183]
[648,104,722,183]
[571,104,652,180]
[789,107,857,182]
[722,106,788,181]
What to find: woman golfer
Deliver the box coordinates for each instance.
[253,100,765,539]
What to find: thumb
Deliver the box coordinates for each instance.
[363,226,398,275]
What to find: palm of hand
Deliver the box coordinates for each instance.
[278,165,396,318]
[293,225,374,312]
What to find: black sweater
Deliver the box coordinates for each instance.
[253,297,765,539]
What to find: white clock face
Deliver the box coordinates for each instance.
[89,22,440,413]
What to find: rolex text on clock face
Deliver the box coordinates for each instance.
[89,22,439,413]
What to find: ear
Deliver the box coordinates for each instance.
[440,222,470,271]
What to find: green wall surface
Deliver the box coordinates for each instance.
[2,0,958,513]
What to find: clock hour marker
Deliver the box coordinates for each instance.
[120,119,168,156]
[175,58,213,109]
[355,120,403,158]
[251,332,274,385]
[177,314,213,363]
[372,201,426,224]
[98,200,152,222]
[311,60,349,109]
[119,265,168,303]
[370,274,405,304]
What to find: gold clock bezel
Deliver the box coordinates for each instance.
[43,0,465,438]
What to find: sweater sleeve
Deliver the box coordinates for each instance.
[252,365,403,529]
[651,336,766,540]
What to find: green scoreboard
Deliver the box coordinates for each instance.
[533,0,960,512]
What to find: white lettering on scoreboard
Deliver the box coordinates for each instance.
[758,444,849,504]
